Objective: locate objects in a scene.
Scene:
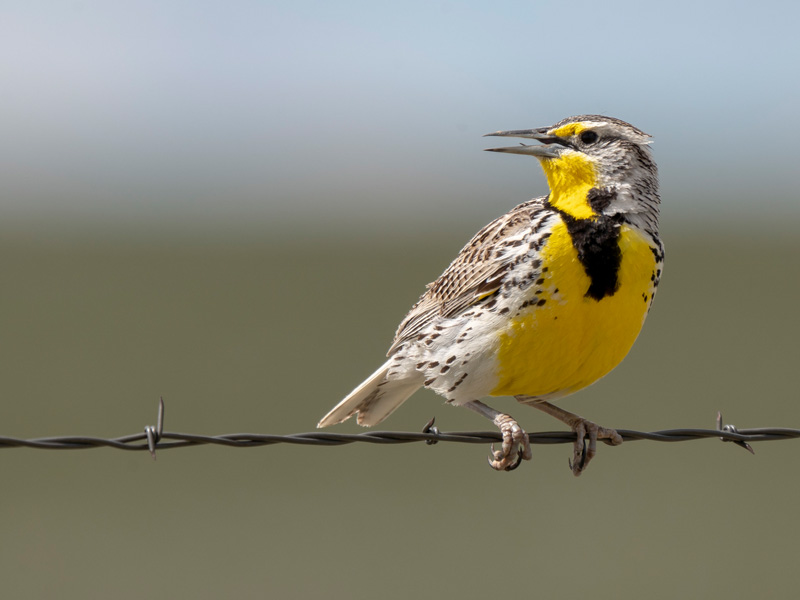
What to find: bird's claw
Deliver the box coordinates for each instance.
[487,444,526,471]
[566,418,623,477]
[487,413,532,471]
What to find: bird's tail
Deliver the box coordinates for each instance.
[317,360,421,428]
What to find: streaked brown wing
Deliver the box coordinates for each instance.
[388,197,551,354]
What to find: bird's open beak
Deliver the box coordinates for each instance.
[483,127,565,158]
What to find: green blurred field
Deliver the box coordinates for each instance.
[1,227,798,598]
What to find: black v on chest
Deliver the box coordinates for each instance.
[546,195,623,301]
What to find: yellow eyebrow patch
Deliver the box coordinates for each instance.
[549,123,588,138]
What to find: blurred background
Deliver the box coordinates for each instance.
[2,1,799,598]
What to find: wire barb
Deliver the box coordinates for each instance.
[717,411,755,454]
[422,417,440,445]
[144,397,165,460]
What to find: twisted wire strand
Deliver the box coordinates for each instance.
[3,429,798,451]
[0,398,795,456]
[2,428,798,449]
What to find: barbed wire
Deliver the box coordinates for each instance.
[1,398,797,459]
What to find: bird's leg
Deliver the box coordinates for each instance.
[520,397,622,476]
[463,400,532,471]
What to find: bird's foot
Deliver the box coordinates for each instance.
[488,413,533,471]
[565,416,623,477]
[522,399,623,477]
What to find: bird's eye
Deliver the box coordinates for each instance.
[580,130,598,144]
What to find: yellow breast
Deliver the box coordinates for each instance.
[491,221,658,399]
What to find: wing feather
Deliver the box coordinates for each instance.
[388,197,552,354]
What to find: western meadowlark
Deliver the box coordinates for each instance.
[318,115,663,475]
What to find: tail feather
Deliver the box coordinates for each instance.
[317,360,422,428]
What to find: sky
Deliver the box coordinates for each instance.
[1,0,799,233]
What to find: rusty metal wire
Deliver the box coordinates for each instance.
[0,399,796,459]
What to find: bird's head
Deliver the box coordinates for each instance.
[485,115,659,225]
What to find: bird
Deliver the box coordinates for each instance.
[318,115,663,475]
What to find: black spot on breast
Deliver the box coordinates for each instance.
[650,246,665,262]
[586,187,617,212]
[551,205,623,301]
